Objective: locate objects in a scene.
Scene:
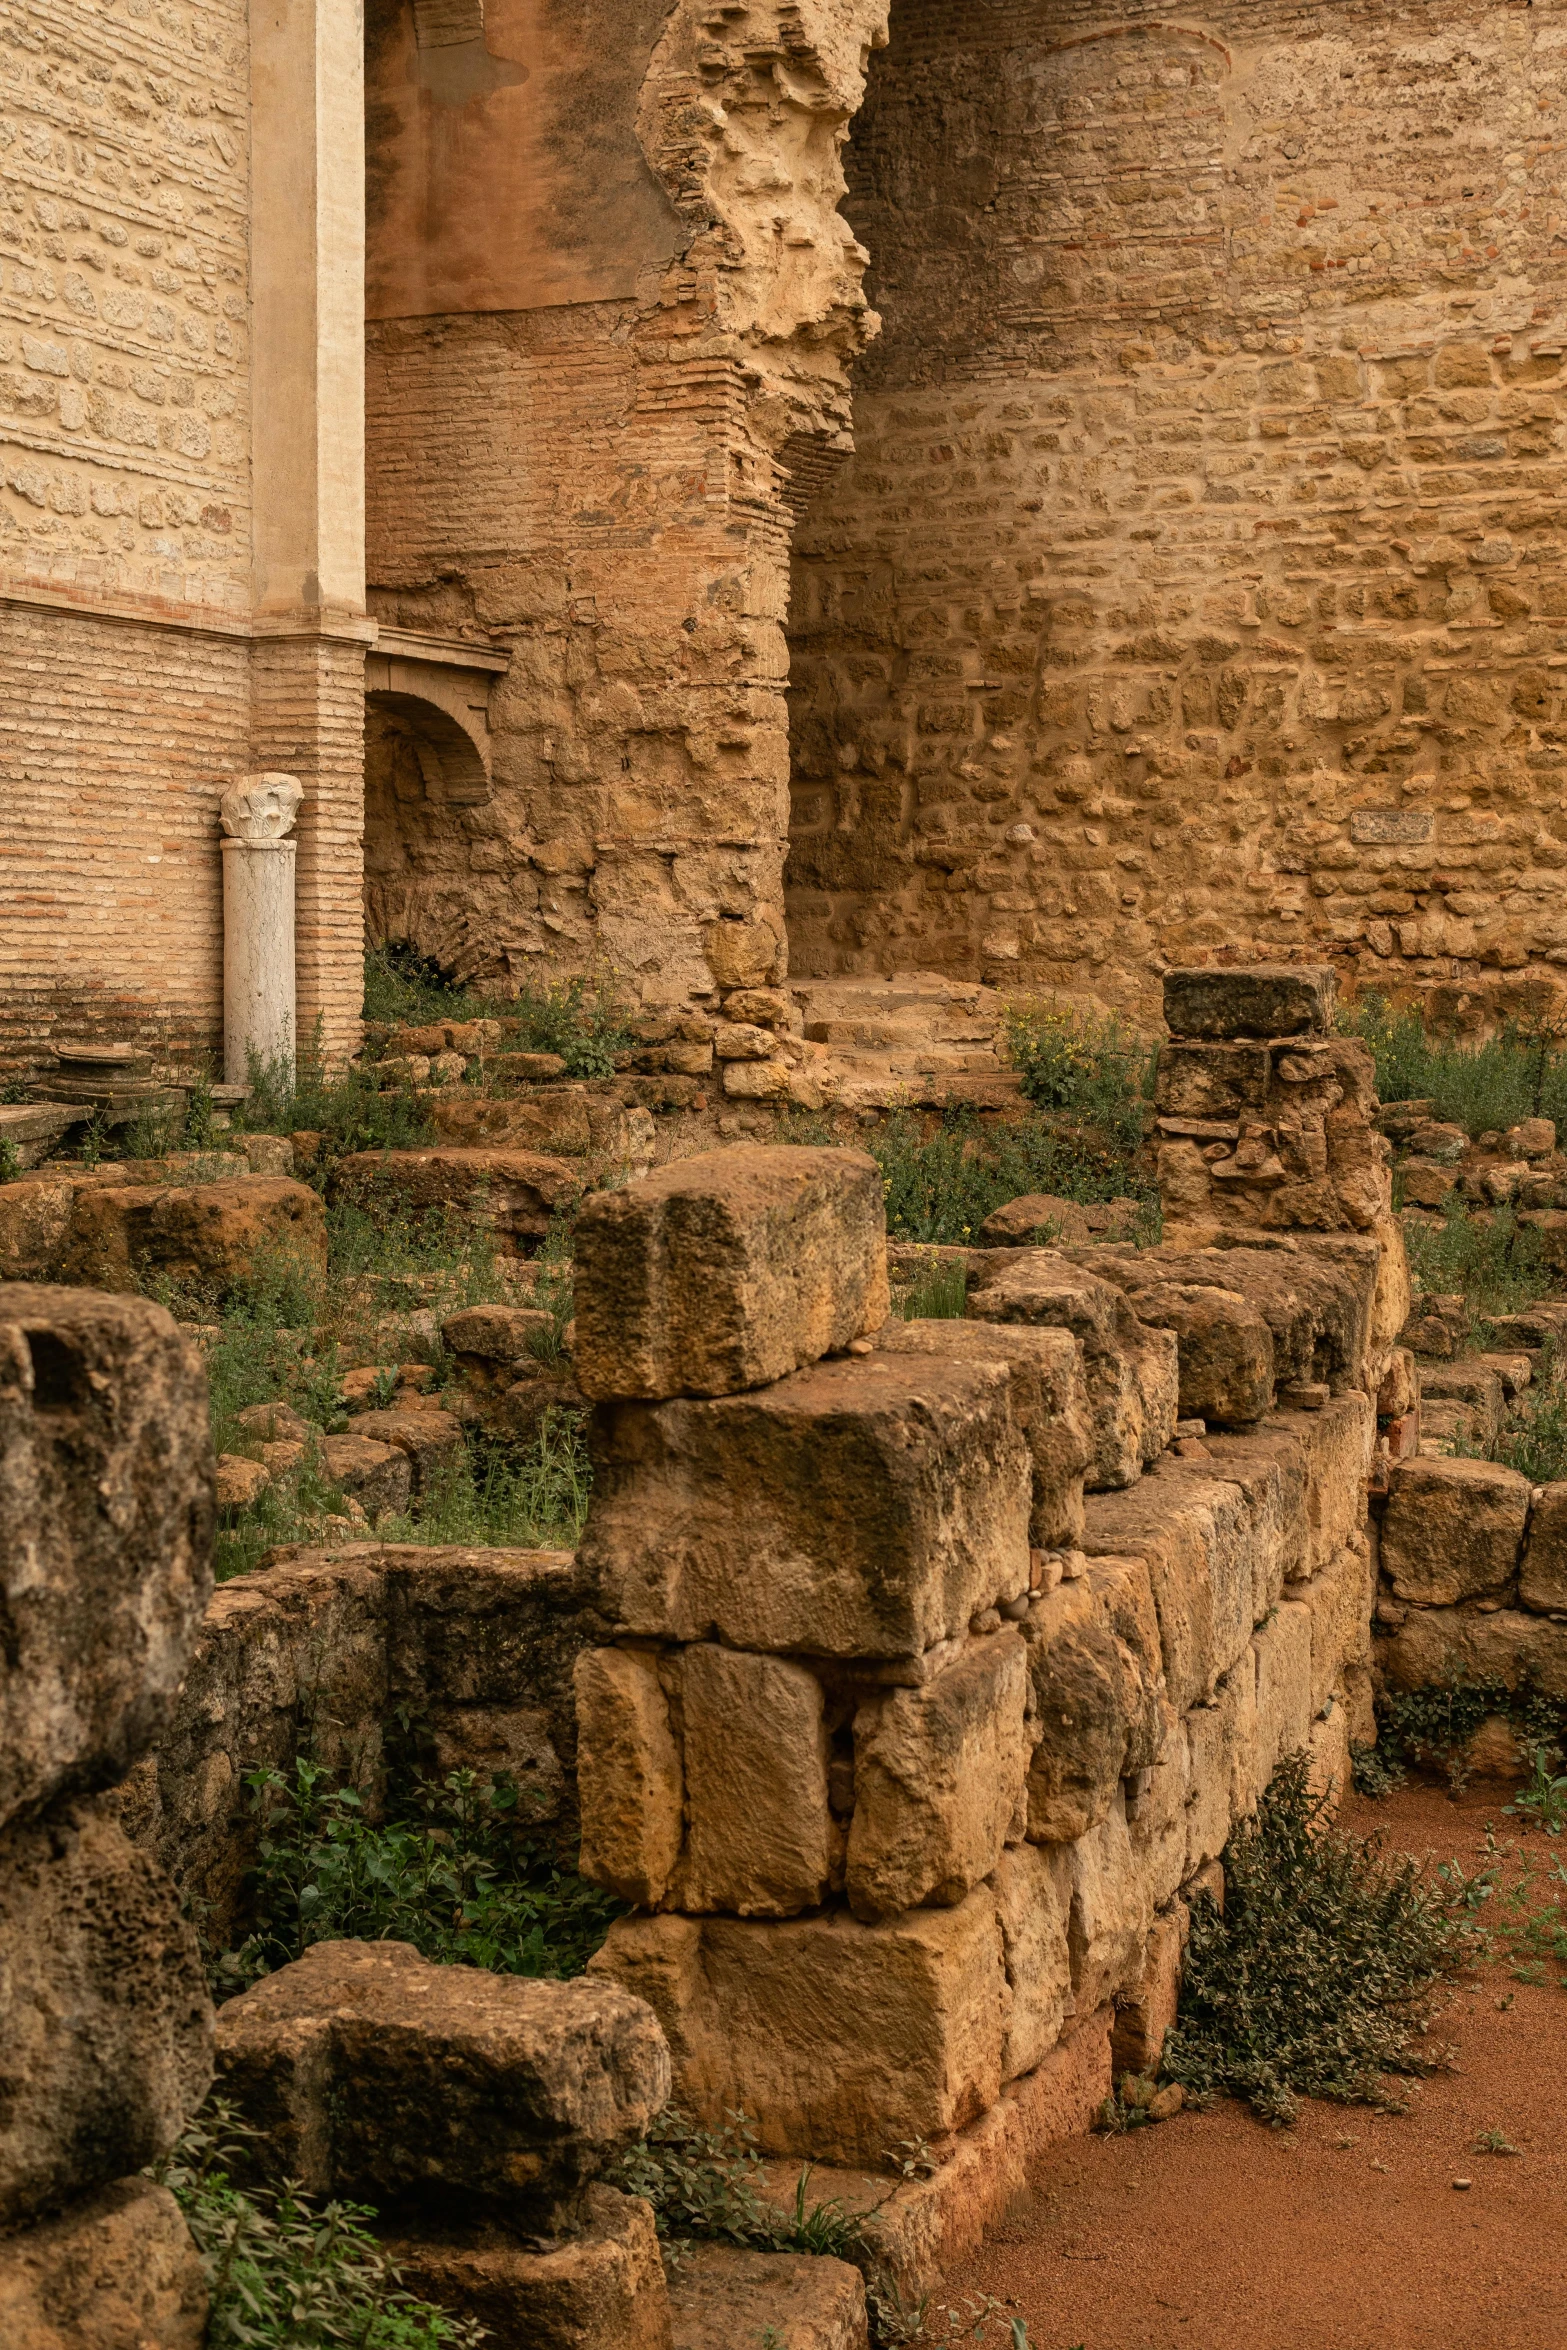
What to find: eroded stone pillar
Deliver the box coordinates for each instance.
[221,775,303,1085]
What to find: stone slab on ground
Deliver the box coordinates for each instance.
[669,2246,868,2350]
[56,1176,327,1299]
[0,2177,207,2350]
[389,2184,671,2350]
[329,1148,582,1250]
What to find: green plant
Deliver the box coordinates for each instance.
[1005,1000,1155,1157]
[1369,1677,1567,1793]
[376,1414,593,1552]
[214,1760,621,1995]
[155,2100,487,2347]
[899,1256,969,1321]
[608,2107,778,2250]
[1402,1200,1548,1324]
[1474,2126,1522,2156]
[869,1108,1156,1248]
[1350,1740,1407,1799]
[1342,995,1567,1138]
[1161,1752,1477,2124]
[1481,1348,1567,1484]
[1508,1744,1567,1836]
[0,1140,20,1183]
[236,1032,436,1168]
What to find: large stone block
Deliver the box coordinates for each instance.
[1381,1457,1531,1606]
[1021,1560,1165,1844]
[1252,1602,1314,1784]
[1163,965,1335,1041]
[1265,1395,1374,1575]
[390,2185,672,2350]
[1082,1472,1253,1715]
[575,1648,685,1908]
[329,1149,582,1251]
[0,1285,213,1830]
[572,1147,889,1402]
[1379,1606,1567,1701]
[848,1633,1029,1920]
[668,2244,866,2350]
[56,1177,326,1301]
[0,1178,79,1284]
[1156,1440,1304,1616]
[1111,1905,1187,2079]
[992,1842,1073,2082]
[1073,1243,1377,1402]
[0,1799,213,2230]
[1066,1802,1153,2016]
[1292,1541,1373,1719]
[875,1316,1090,1547]
[676,1645,833,1918]
[1184,1663,1259,1871]
[0,2178,207,2350]
[1519,1482,1567,1614]
[214,1939,670,2222]
[582,1355,1031,1658]
[590,1895,1008,2166]
[966,1252,1177,1490]
[1120,1281,1275,1428]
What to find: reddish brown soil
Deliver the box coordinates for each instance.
[949,1784,1567,2350]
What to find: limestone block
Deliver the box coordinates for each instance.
[430,1086,593,1156]
[575,1649,684,1908]
[441,1303,555,1369]
[0,1285,213,1829]
[1158,1438,1304,1615]
[1021,1561,1165,1843]
[1082,1471,1253,1715]
[214,1939,670,2222]
[1127,1715,1191,1917]
[1075,1243,1376,1403]
[974,1193,1094,1247]
[992,1841,1073,2083]
[329,1149,582,1251]
[848,1634,1029,1920]
[583,1356,1031,1659]
[0,1799,213,2230]
[0,2178,207,2350]
[1067,1801,1153,2017]
[1293,1542,1373,1718]
[1378,1347,1419,1420]
[721,1059,794,1100]
[319,1431,412,1517]
[875,1316,1090,1547]
[1163,965,1335,1040]
[966,1251,1177,1489]
[668,2244,867,2350]
[1156,1040,1272,1120]
[590,1895,1008,2166]
[1184,1664,1259,1872]
[1110,1905,1187,2078]
[1123,1282,1275,1428]
[1252,1602,1314,1784]
[1307,1700,1353,1808]
[1379,1606,1567,1701]
[1520,1482,1567,1614]
[1381,1457,1531,1606]
[573,1147,889,1402]
[57,1177,327,1301]
[1265,1395,1374,1575]
[350,1406,465,1492]
[391,2185,672,2350]
[676,1645,832,1918]
[0,1178,79,1283]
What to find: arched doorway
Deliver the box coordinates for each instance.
[363,689,498,981]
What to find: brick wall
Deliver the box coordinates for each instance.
[787,0,1567,1028]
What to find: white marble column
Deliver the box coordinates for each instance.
[221,775,303,1085]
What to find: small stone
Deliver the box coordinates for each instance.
[970,1607,1003,1635]
[1147,2083,1184,2122]
[1453,2177,1472,2191]
[1061,1550,1087,1581]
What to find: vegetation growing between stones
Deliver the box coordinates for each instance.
[1004,1000,1157,1157]
[867,1108,1158,1248]
[212,1760,621,1996]
[1358,1676,1567,1796]
[1162,1754,1475,2124]
[1401,1199,1548,1321]
[1456,1342,1567,1485]
[363,942,635,1077]
[156,2101,487,2348]
[1341,996,1567,1139]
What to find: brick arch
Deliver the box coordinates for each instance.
[362,690,499,981]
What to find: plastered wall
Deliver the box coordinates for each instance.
[786,0,1567,1028]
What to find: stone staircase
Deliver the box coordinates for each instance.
[789,972,1022,1111]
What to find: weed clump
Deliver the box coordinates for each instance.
[1162,1753,1475,2124]
[214,1761,621,1996]
[1005,1000,1156,1156]
[1402,1200,1548,1323]
[868,1108,1157,1248]
[1341,994,1567,1138]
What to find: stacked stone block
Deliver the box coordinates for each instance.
[575,1143,1380,2174]
[0,1286,217,2348]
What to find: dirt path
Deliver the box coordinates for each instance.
[947,1785,1567,2350]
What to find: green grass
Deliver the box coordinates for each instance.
[1161,1753,1477,2125]
[155,2102,486,2349]
[212,1760,622,1998]
[1004,999,1156,1157]
[898,1256,970,1320]
[868,1108,1158,1248]
[363,943,634,1078]
[1403,1200,1548,1322]
[1341,994,1567,1138]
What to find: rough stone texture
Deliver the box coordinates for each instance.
[1122,1281,1275,1428]
[320,1431,413,1516]
[581,1355,1031,1659]
[590,1893,1008,2166]
[1164,968,1336,1042]
[1081,1472,1253,1716]
[847,1633,1029,1921]
[1066,1802,1153,2019]
[1379,1607,1567,1703]
[1156,1438,1306,1615]
[0,1286,214,1830]
[214,1939,670,2221]
[676,1646,833,1919]
[329,1150,581,1252]
[1266,1396,1376,1577]
[966,1251,1178,1490]
[874,1315,1090,1547]
[1184,1666,1260,1873]
[388,2186,673,2350]
[1252,1602,1315,1784]
[1111,1905,1188,2080]
[992,1841,1074,2085]
[1073,1241,1380,1401]
[127,1547,602,1947]
[574,1648,685,1909]
[1021,1561,1166,1845]
[56,1179,328,1301]
[0,2178,208,2350]
[974,1194,1094,1249]
[574,1149,890,1401]
[1520,1482,1567,1615]
[668,2245,867,2350]
[351,1406,466,1492]
[1294,1541,1374,1719]
[0,1798,213,2230]
[1381,1457,1532,1606]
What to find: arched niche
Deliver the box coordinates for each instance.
[363,689,496,972]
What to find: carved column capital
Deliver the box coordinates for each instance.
[219,773,304,844]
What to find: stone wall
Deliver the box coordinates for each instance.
[787,0,1567,1027]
